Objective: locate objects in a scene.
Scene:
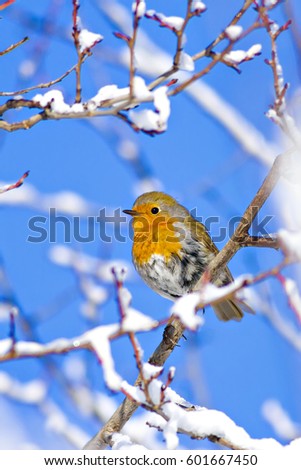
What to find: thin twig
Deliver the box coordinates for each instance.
[0,170,30,194]
[0,62,80,97]
[0,36,29,57]
[72,0,83,103]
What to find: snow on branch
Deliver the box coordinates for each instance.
[0,0,278,133]
[116,365,297,450]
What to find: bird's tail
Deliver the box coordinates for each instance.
[213,299,253,322]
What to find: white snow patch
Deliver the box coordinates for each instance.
[278,229,301,260]
[178,52,195,72]
[132,1,146,19]
[84,325,122,391]
[262,399,301,440]
[32,90,70,113]
[78,28,103,52]
[171,292,204,330]
[191,1,206,13]
[225,25,243,41]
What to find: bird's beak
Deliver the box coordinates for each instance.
[123,209,138,216]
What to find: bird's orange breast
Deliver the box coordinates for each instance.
[132,216,182,265]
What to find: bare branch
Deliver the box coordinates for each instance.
[0,170,30,194]
[0,36,29,57]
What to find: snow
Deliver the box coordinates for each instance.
[266,108,280,123]
[43,190,91,214]
[146,11,184,31]
[178,52,195,72]
[132,76,152,100]
[191,1,207,13]
[247,43,262,59]
[0,373,47,404]
[129,109,161,131]
[32,90,70,113]
[129,85,170,132]
[225,44,262,65]
[283,277,301,322]
[171,292,204,330]
[132,1,146,19]
[262,399,301,440]
[225,50,248,64]
[121,380,146,403]
[0,303,18,321]
[278,229,301,260]
[117,285,158,331]
[104,0,275,165]
[111,432,147,450]
[78,28,103,52]
[225,25,243,41]
[69,103,84,113]
[153,86,170,122]
[142,362,163,380]
[161,400,283,449]
[90,84,130,107]
[263,0,278,6]
[163,417,179,449]
[84,325,122,391]
[122,307,158,332]
[82,279,108,304]
[49,246,132,281]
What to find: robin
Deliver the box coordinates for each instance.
[123,191,252,321]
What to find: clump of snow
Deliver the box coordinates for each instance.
[142,362,163,380]
[178,52,195,72]
[146,10,184,31]
[84,325,122,391]
[263,0,278,6]
[78,28,103,53]
[118,284,158,332]
[122,307,158,332]
[111,432,147,450]
[225,25,243,41]
[247,43,262,58]
[278,229,301,260]
[90,84,130,108]
[225,44,262,65]
[266,108,281,125]
[191,1,206,13]
[132,1,146,19]
[129,86,170,132]
[121,380,146,403]
[171,292,204,330]
[132,76,153,100]
[0,303,18,322]
[32,90,71,113]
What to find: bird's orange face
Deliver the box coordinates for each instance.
[124,201,174,242]
[123,199,185,263]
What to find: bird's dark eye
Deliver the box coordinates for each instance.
[151,207,160,214]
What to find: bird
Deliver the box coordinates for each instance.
[123,191,253,321]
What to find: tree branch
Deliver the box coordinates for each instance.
[83,148,290,450]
